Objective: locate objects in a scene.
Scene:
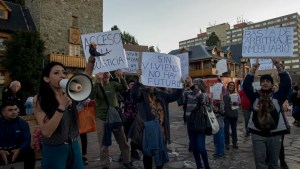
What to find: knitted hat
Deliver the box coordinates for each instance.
[193,78,207,92]
[260,74,274,84]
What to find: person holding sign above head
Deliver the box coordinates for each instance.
[243,58,291,169]
[129,69,183,169]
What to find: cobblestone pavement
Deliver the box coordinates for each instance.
[6,103,300,169]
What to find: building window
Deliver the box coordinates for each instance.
[292,65,299,68]
[69,44,80,56]
[72,16,78,27]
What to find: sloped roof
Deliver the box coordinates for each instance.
[169,45,225,62]
[221,43,243,64]
[0,1,36,32]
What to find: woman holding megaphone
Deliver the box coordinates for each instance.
[32,52,95,169]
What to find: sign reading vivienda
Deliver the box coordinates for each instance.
[141,52,182,89]
[81,30,128,74]
[242,27,294,57]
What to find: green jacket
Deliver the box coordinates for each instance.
[90,79,127,120]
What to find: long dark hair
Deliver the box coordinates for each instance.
[37,62,66,119]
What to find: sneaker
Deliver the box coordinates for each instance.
[82,156,88,166]
[123,162,136,169]
[131,150,140,160]
[225,144,230,150]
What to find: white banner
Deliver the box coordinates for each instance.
[122,51,139,74]
[242,27,294,57]
[81,30,128,74]
[141,52,182,89]
[176,52,189,79]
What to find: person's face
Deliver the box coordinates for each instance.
[43,65,67,89]
[2,105,19,120]
[128,82,135,89]
[260,79,273,90]
[11,83,21,93]
[228,83,235,91]
[103,72,110,83]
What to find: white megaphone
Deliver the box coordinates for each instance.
[59,74,93,102]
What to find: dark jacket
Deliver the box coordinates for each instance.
[130,82,183,144]
[243,69,291,136]
[0,117,31,152]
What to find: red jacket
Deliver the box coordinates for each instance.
[239,89,251,110]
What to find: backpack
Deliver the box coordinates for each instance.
[252,93,280,132]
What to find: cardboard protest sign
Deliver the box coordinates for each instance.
[216,59,228,75]
[81,30,128,74]
[242,27,294,57]
[122,51,139,74]
[141,52,182,89]
[176,52,189,79]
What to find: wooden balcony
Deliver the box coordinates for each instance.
[49,54,87,68]
[190,68,217,77]
[190,68,236,78]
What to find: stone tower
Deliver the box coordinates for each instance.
[24,0,103,56]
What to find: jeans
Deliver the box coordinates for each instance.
[252,134,282,169]
[213,127,225,156]
[96,118,130,169]
[41,140,83,169]
[189,130,209,168]
[224,116,238,145]
[242,109,251,134]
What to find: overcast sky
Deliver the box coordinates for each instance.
[103,0,300,53]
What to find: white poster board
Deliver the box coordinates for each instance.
[216,59,228,75]
[141,52,182,89]
[176,52,189,79]
[210,83,224,100]
[230,93,239,110]
[81,30,128,74]
[250,58,273,70]
[242,27,294,57]
[122,51,139,74]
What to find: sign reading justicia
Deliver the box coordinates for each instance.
[242,27,294,57]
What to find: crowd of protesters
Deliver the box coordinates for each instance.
[1,44,299,169]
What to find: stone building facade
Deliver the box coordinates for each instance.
[24,0,103,56]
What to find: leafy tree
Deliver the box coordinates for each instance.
[110,25,138,45]
[148,46,155,52]
[1,31,45,98]
[206,32,221,47]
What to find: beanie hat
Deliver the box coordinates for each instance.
[260,74,274,84]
